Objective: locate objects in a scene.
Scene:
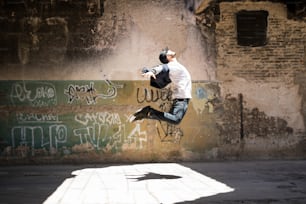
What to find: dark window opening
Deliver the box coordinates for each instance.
[236,10,269,47]
[285,0,306,19]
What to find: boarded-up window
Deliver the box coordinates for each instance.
[236,10,269,47]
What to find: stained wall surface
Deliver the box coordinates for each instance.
[0,80,223,162]
[0,0,306,163]
[215,1,306,159]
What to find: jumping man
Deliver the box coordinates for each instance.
[130,48,192,125]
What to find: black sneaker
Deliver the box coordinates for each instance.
[129,106,151,122]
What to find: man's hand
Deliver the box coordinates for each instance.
[142,71,156,79]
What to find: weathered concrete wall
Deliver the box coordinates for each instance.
[0,80,224,163]
[0,0,306,163]
[0,79,305,163]
[0,0,215,81]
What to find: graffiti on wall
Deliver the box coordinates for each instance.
[10,81,57,107]
[135,83,220,144]
[3,80,148,156]
[64,80,123,104]
[136,86,184,143]
[156,121,184,144]
[11,111,67,156]
[136,87,172,103]
[10,111,148,155]
[9,81,64,155]
[0,80,221,158]
[73,112,148,151]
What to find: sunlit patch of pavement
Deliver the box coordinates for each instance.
[43,163,234,204]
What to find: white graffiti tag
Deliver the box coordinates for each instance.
[11,124,67,153]
[64,80,123,105]
[74,112,147,150]
[10,82,57,107]
[75,112,121,126]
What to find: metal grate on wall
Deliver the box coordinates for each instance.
[236,10,269,47]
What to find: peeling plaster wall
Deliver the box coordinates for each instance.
[215,1,306,155]
[220,78,305,132]
[0,0,214,81]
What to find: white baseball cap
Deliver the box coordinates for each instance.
[166,49,176,56]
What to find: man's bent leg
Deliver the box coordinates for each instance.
[149,99,189,125]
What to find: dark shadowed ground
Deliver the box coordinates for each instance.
[0,160,306,204]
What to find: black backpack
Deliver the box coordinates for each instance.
[148,64,171,89]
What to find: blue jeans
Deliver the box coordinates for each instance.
[149,99,190,125]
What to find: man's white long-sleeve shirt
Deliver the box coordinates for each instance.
[152,59,192,99]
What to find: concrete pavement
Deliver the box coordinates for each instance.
[0,160,306,204]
